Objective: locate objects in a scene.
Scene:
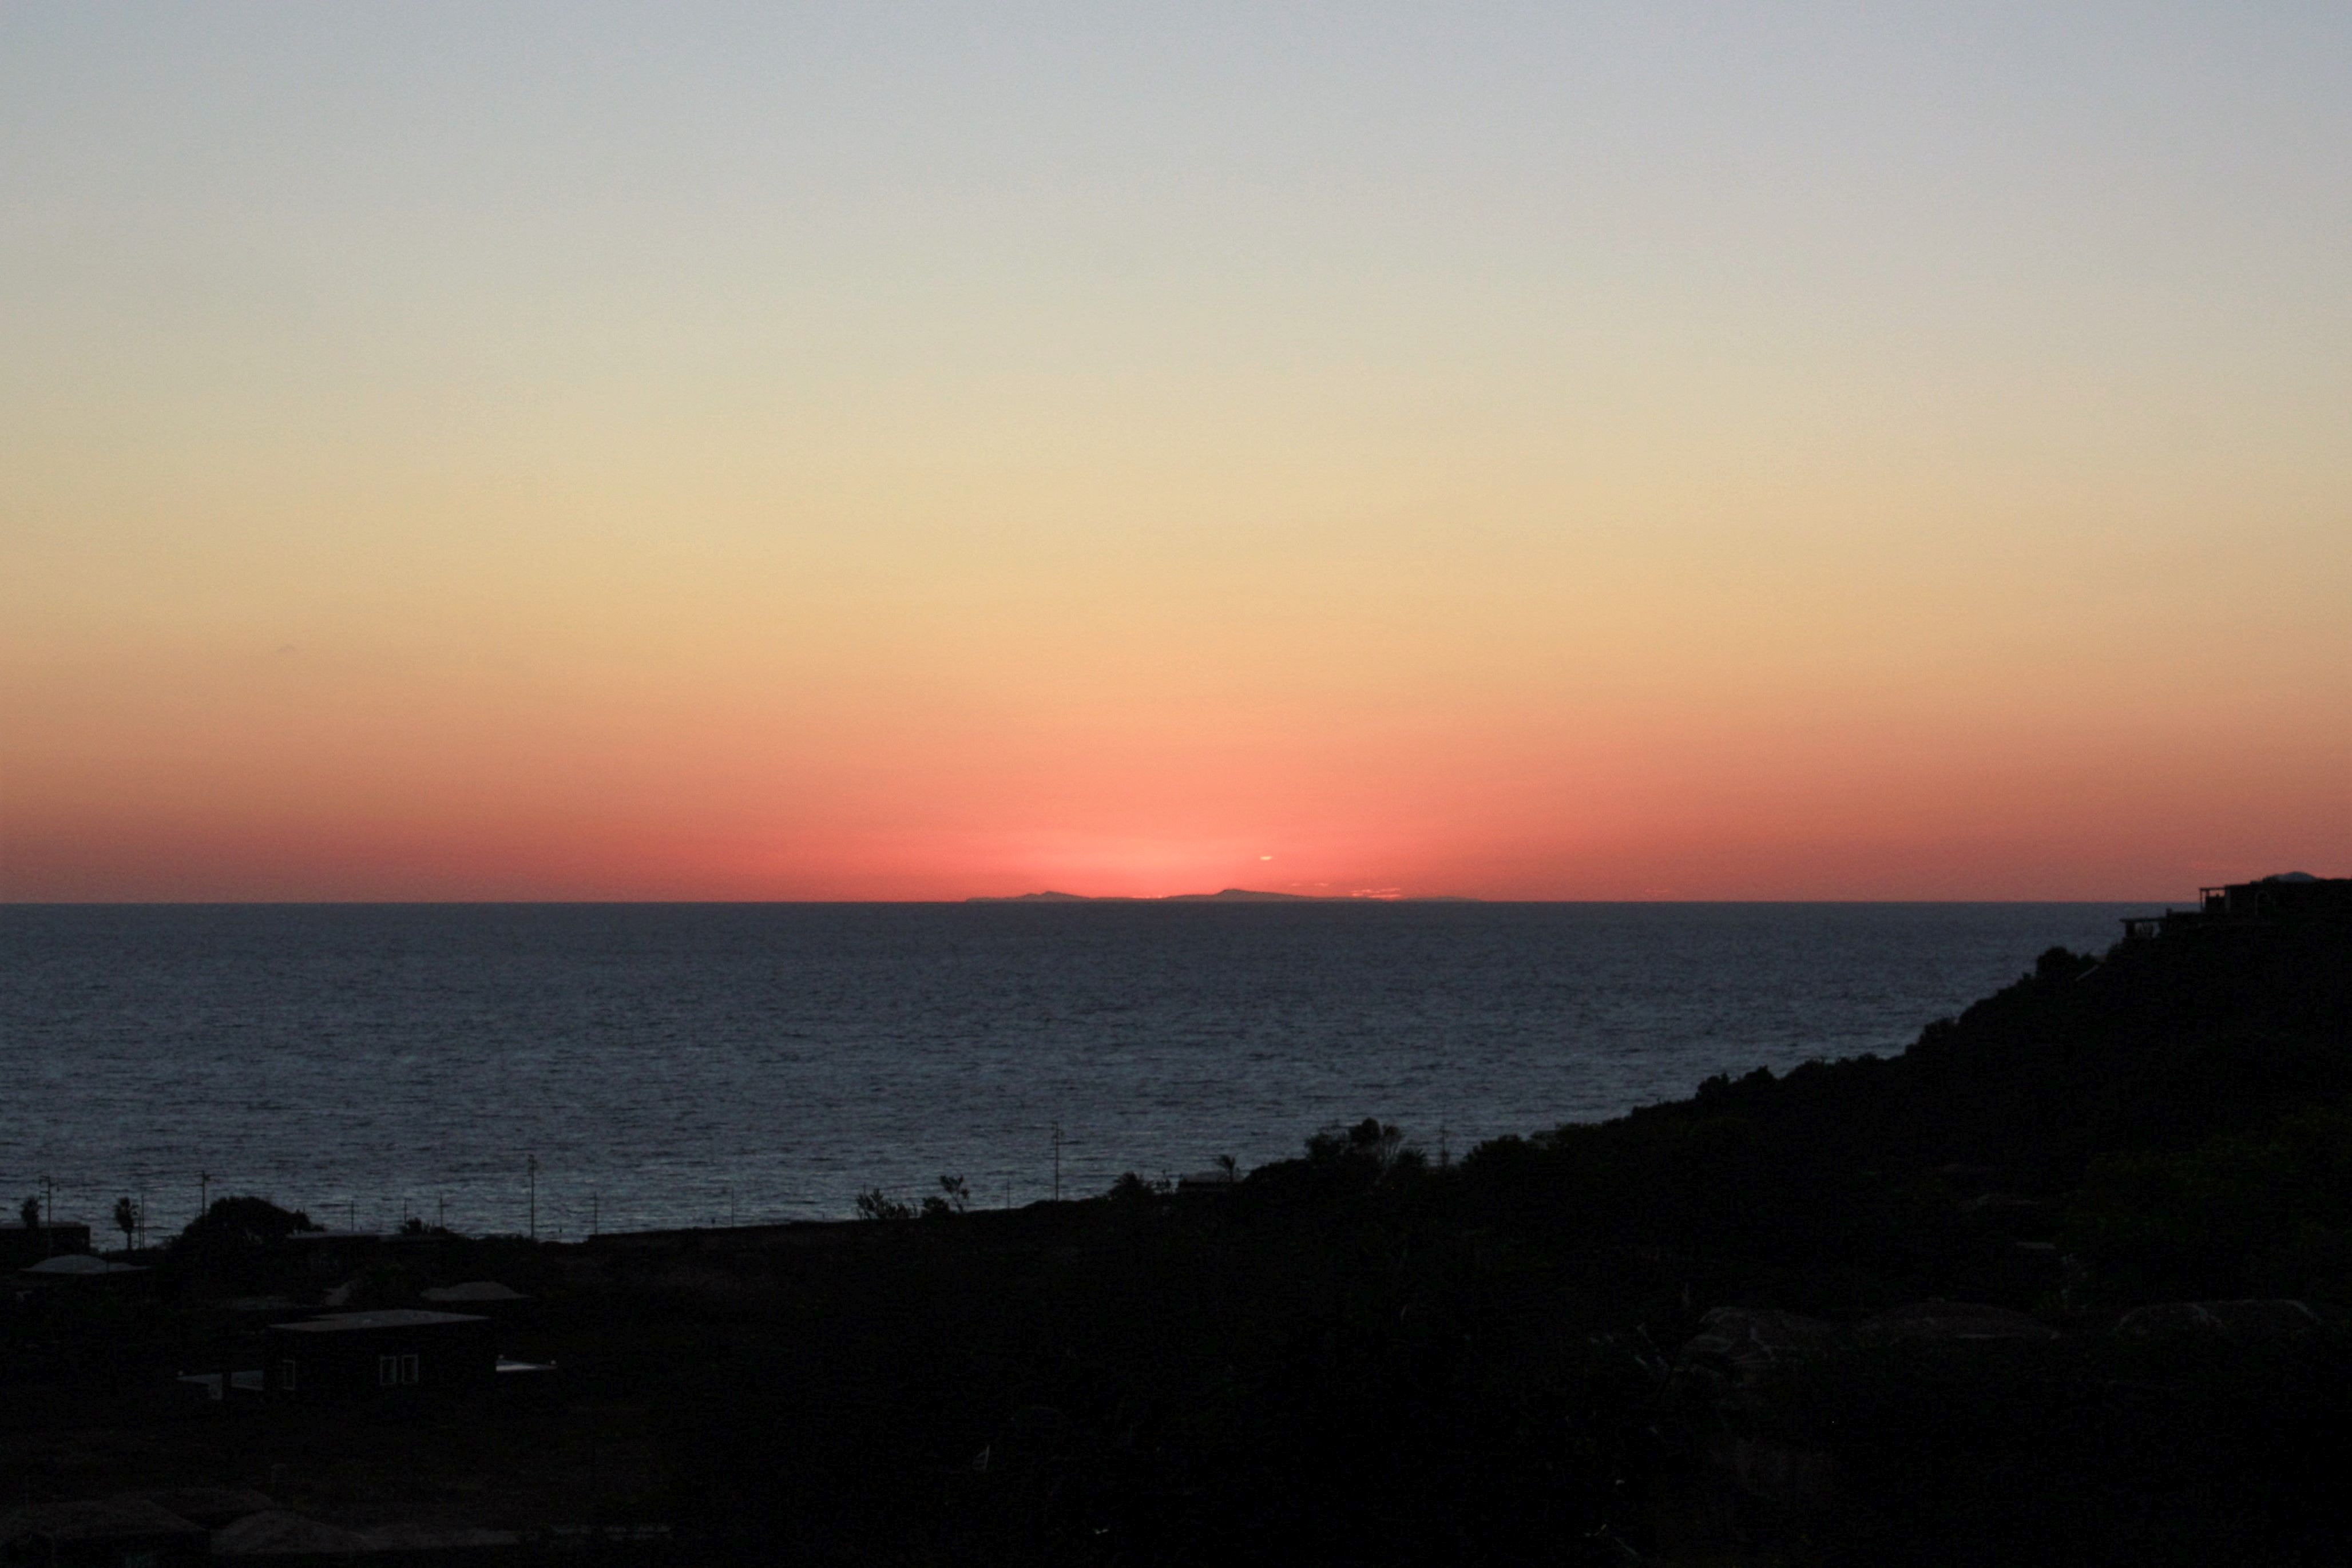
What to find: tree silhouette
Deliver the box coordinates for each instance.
[176,1194,316,1257]
[922,1174,971,1218]
[113,1195,137,1248]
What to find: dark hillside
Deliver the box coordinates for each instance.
[6,906,2348,1565]
[1458,917,2352,1305]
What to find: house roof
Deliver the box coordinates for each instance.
[269,1309,487,1332]
[420,1280,528,1303]
[209,1510,373,1555]
[18,1253,145,1277]
[0,1498,205,1545]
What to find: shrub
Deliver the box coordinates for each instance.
[922,1174,971,1219]
[176,1195,316,1256]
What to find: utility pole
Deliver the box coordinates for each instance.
[437,1194,447,1233]
[1050,1123,1062,1204]
[527,1154,537,1241]
[590,1193,598,1237]
[40,1176,54,1255]
[199,1170,209,1224]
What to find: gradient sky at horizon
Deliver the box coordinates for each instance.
[4,2,2347,901]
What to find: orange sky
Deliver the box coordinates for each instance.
[3,6,2347,901]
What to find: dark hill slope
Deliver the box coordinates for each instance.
[1457,919,2352,1300]
[15,917,2347,1567]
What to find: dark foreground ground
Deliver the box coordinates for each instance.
[6,912,2349,1565]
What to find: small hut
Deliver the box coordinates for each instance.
[264,1309,495,1401]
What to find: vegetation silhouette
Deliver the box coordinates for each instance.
[3,901,2346,1563]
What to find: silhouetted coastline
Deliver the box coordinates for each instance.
[5,878,2347,1564]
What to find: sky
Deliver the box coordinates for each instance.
[2,2,2347,901]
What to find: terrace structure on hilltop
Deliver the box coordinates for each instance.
[2123,872,2352,942]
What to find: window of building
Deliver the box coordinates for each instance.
[378,1355,399,1387]
[279,1358,298,1391]
[400,1353,420,1385]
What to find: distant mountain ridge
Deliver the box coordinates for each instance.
[967,888,1478,903]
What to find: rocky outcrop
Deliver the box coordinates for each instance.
[2116,1298,2340,1344]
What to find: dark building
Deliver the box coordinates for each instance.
[2194,872,2352,920]
[2123,872,2352,942]
[264,1309,495,1401]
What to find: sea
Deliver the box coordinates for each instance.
[1,902,2160,1239]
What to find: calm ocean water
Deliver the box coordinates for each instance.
[1,903,2157,1237]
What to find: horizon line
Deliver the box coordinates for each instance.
[1,894,2196,908]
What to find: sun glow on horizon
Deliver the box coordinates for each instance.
[2,6,2347,902]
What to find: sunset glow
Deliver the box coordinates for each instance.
[4,5,2347,901]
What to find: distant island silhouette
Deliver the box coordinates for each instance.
[967,888,1480,903]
